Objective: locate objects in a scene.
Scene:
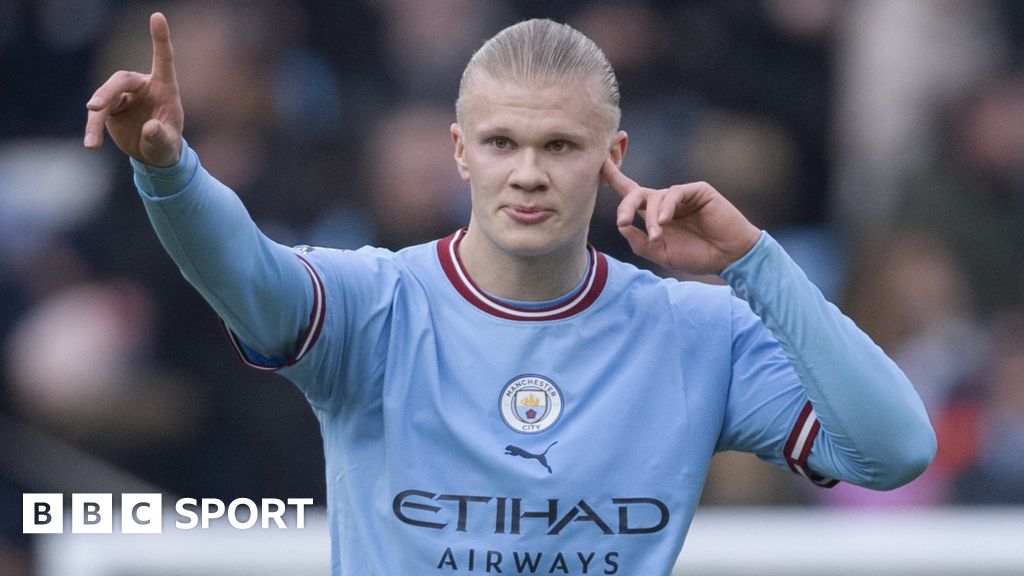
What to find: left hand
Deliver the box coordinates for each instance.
[602,158,761,275]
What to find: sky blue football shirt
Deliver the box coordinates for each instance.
[133,144,934,575]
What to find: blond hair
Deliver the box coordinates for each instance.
[456,19,621,131]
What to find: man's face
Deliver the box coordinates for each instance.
[452,75,626,258]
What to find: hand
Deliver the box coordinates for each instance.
[601,158,761,275]
[84,13,183,167]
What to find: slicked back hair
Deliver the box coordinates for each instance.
[456,19,621,133]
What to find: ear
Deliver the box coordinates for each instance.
[451,122,470,181]
[607,130,628,169]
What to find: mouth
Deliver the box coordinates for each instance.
[503,204,554,224]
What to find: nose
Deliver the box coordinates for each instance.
[509,148,549,193]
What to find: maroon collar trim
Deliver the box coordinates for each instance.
[436,228,608,321]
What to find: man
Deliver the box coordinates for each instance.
[85,14,935,575]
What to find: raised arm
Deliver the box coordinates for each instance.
[602,159,936,489]
[84,14,313,366]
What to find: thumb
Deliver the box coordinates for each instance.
[140,118,181,167]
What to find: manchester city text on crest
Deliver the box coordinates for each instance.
[499,375,563,433]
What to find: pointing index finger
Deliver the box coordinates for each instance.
[150,12,177,83]
[601,157,638,199]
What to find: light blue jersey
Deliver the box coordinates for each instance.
[133,144,935,575]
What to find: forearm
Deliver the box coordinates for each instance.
[722,232,936,489]
[133,142,311,361]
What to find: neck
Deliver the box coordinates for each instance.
[457,228,590,302]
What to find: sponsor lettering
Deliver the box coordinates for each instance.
[436,547,620,574]
[393,490,668,536]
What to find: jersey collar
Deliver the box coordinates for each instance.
[436,228,608,321]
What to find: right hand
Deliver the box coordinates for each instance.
[84,12,183,167]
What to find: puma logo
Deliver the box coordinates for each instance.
[505,441,558,474]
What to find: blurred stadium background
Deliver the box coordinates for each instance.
[2,0,1024,573]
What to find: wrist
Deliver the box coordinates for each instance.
[720,228,765,276]
[721,225,762,270]
[135,139,182,168]
[131,139,196,197]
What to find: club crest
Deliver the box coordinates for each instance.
[500,374,563,433]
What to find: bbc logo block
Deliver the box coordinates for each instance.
[23,493,163,534]
[122,493,163,533]
[72,493,112,533]
[23,494,63,534]
[23,494,311,533]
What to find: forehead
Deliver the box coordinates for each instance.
[460,76,612,139]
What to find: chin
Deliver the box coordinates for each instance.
[493,226,574,258]
[496,234,553,257]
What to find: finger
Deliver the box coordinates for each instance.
[657,186,687,225]
[618,224,655,260]
[83,71,149,148]
[644,191,665,240]
[111,92,138,115]
[616,188,646,228]
[86,71,149,111]
[601,157,639,199]
[150,12,177,84]
[84,108,106,148]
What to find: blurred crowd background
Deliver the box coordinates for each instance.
[2,0,1024,572]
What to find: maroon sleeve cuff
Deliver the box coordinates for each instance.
[785,401,840,488]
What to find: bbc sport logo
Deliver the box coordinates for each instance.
[23,493,314,534]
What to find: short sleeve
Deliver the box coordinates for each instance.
[275,245,402,411]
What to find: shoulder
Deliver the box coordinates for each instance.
[600,253,736,322]
[603,253,733,301]
[291,239,439,278]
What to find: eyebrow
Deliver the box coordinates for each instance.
[545,130,590,142]
[474,126,592,143]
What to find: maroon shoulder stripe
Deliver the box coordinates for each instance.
[293,254,326,361]
[436,228,608,321]
[223,253,326,371]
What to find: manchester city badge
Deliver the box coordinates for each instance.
[499,374,563,433]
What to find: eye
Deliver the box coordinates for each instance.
[489,136,513,150]
[545,140,571,153]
